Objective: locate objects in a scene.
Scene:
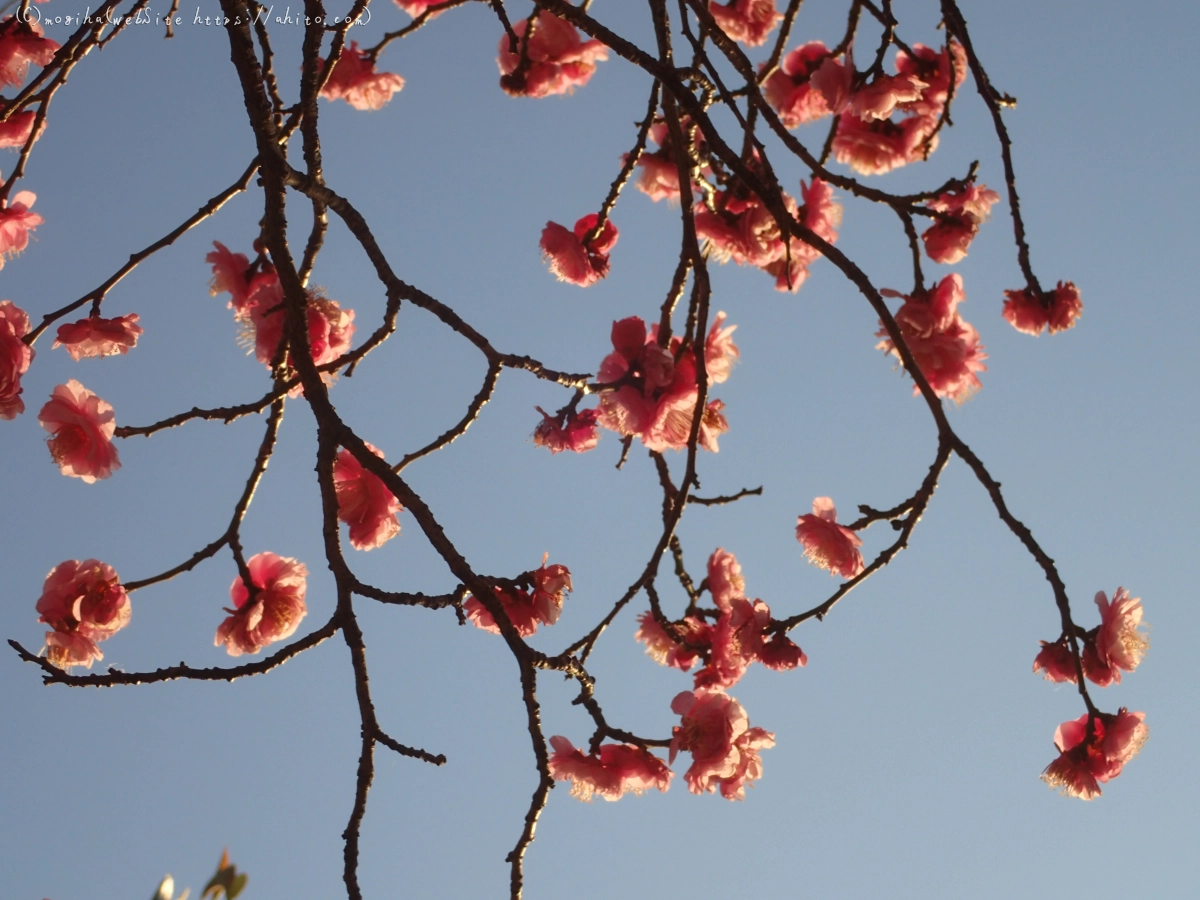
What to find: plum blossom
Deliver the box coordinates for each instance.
[670,688,775,800]
[250,291,355,389]
[36,558,130,670]
[0,110,43,149]
[595,316,730,452]
[704,312,740,385]
[631,120,708,203]
[548,736,672,802]
[319,42,405,111]
[540,213,618,287]
[832,113,938,176]
[0,189,42,266]
[848,73,927,121]
[707,547,745,612]
[498,11,607,98]
[215,552,308,657]
[0,298,32,419]
[921,183,1001,265]
[334,443,402,551]
[53,314,143,360]
[0,18,60,89]
[763,42,840,128]
[1032,639,1078,683]
[1002,282,1083,336]
[532,406,600,454]
[1095,588,1149,676]
[38,380,120,482]
[695,177,840,292]
[1042,709,1148,800]
[635,611,712,671]
[795,497,864,579]
[708,0,781,47]
[206,241,279,318]
[465,559,572,636]
[877,273,987,403]
[894,41,968,119]
[394,0,449,17]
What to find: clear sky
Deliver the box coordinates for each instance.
[3,1,1198,898]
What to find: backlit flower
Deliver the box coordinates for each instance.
[0,189,42,265]
[707,547,745,612]
[36,558,130,669]
[670,688,775,800]
[0,110,43,149]
[0,298,32,419]
[635,612,712,671]
[38,380,120,482]
[1002,281,1083,336]
[532,406,600,454]
[921,183,1000,265]
[540,213,618,287]
[215,552,308,657]
[708,0,781,47]
[1094,588,1148,675]
[53,314,143,360]
[795,497,863,578]
[498,11,607,98]
[548,736,672,801]
[763,42,838,128]
[334,443,402,551]
[319,42,404,110]
[1042,709,1148,800]
[0,18,60,89]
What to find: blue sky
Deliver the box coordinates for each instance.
[2,1,1198,898]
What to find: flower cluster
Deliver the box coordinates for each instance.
[795,497,864,579]
[36,559,131,669]
[465,556,572,637]
[540,213,618,287]
[631,120,707,203]
[1002,281,1083,336]
[319,42,405,111]
[0,298,32,419]
[334,444,402,551]
[547,737,672,802]
[921,183,1001,265]
[695,177,841,292]
[1042,709,1148,800]
[215,552,309,657]
[763,41,845,128]
[498,11,607,98]
[532,406,600,454]
[876,273,986,403]
[1033,588,1148,688]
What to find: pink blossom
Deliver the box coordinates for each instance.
[707,547,745,612]
[532,555,572,626]
[832,113,938,176]
[38,380,120,482]
[465,559,572,636]
[632,121,707,202]
[670,688,775,800]
[704,312,740,385]
[250,291,355,385]
[0,18,59,89]
[877,273,987,403]
[319,42,404,111]
[921,183,1001,265]
[532,406,600,454]
[0,189,42,265]
[708,0,781,47]
[548,736,672,802]
[894,41,968,119]
[215,552,308,657]
[1042,709,1148,800]
[36,558,130,670]
[498,11,608,98]
[394,0,449,17]
[1094,588,1148,676]
[1002,281,1083,336]
[795,497,863,579]
[698,399,729,452]
[334,443,402,551]
[596,316,720,453]
[635,612,712,671]
[763,42,838,128]
[759,634,807,670]
[694,597,768,689]
[849,73,928,121]
[0,298,32,420]
[1032,639,1078,683]
[540,213,618,287]
[1081,640,1118,687]
[0,109,43,149]
[206,242,278,318]
[53,314,143,360]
